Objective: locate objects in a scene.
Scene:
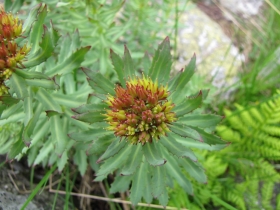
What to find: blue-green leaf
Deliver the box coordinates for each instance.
[86,134,115,155]
[180,158,207,183]
[190,126,227,145]
[142,52,151,75]
[172,91,203,117]
[23,22,59,68]
[169,123,201,140]
[28,4,47,53]
[110,49,125,87]
[10,74,28,98]
[158,187,169,207]
[161,135,197,161]
[130,160,148,205]
[97,139,126,163]
[163,149,193,195]
[123,45,134,80]
[35,88,62,112]
[175,135,228,150]
[120,144,142,176]
[95,144,131,177]
[82,68,115,95]
[72,111,105,124]
[14,69,49,80]
[148,37,172,84]
[25,78,59,89]
[74,150,87,176]
[178,114,224,128]
[22,103,43,145]
[47,46,90,77]
[110,175,132,194]
[151,165,166,198]
[168,54,196,93]
[50,115,68,156]
[68,128,108,142]
[143,142,166,166]
[72,103,107,114]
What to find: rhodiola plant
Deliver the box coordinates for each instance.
[0,4,91,171]
[71,37,228,206]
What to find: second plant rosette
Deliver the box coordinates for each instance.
[71,37,227,206]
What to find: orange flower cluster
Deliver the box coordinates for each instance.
[105,76,176,144]
[0,10,30,96]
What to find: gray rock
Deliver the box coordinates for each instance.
[0,190,43,210]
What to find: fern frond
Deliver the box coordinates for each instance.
[224,189,246,210]
[261,181,274,210]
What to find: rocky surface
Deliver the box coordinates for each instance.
[175,2,244,90]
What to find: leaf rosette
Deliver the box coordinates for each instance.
[71,37,227,206]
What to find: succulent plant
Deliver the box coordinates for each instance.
[71,37,227,206]
[0,4,91,170]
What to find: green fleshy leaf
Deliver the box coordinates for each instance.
[130,160,148,205]
[143,166,153,204]
[86,135,115,155]
[68,128,108,142]
[0,96,20,107]
[4,0,24,13]
[22,103,43,145]
[33,140,54,166]
[57,29,81,62]
[148,37,172,84]
[21,4,42,35]
[57,151,68,172]
[25,78,59,89]
[175,135,229,151]
[27,145,40,166]
[72,103,107,114]
[172,91,203,117]
[14,69,49,80]
[83,69,115,95]
[7,126,24,161]
[178,114,224,128]
[168,54,196,93]
[47,46,90,76]
[97,139,126,163]
[10,73,28,98]
[74,150,87,176]
[110,175,132,194]
[52,92,90,108]
[23,88,33,125]
[23,22,59,68]
[190,126,227,145]
[142,52,151,75]
[120,144,142,176]
[95,144,131,177]
[158,187,169,207]
[169,123,200,140]
[110,49,125,87]
[151,165,166,198]
[50,115,68,156]
[180,158,207,183]
[28,4,47,53]
[143,142,166,166]
[161,135,197,161]
[35,88,62,112]
[123,45,134,80]
[189,89,210,100]
[163,149,193,195]
[72,111,106,124]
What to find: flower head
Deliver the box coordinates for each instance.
[105,76,176,144]
[0,9,30,96]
